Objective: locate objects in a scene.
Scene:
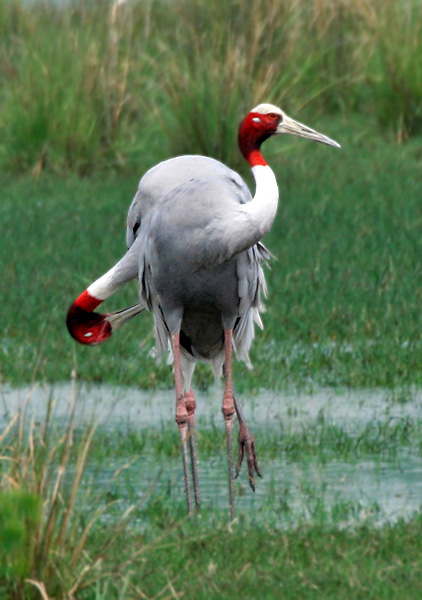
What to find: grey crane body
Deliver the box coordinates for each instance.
[127,155,251,247]
[128,155,268,387]
[66,103,340,517]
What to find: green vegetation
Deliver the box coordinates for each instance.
[1,0,421,390]
[92,413,421,463]
[0,387,148,599]
[91,514,422,600]
[1,1,422,598]
[1,389,422,599]
[0,0,421,176]
[2,119,422,389]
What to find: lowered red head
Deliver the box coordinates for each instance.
[66,291,112,345]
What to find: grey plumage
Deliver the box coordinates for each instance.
[128,155,269,390]
[66,103,340,517]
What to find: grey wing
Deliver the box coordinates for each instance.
[137,216,170,358]
[143,176,257,275]
[233,242,270,366]
[126,154,252,250]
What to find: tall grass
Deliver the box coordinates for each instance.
[0,1,155,174]
[0,0,421,175]
[0,376,147,599]
[364,0,422,140]
[151,0,334,167]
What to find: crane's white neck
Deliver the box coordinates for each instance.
[242,165,279,239]
[87,264,121,301]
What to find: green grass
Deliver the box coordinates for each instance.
[90,415,421,463]
[99,515,422,600]
[3,486,422,599]
[1,2,422,598]
[1,387,422,599]
[1,115,422,389]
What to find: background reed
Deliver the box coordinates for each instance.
[0,0,421,175]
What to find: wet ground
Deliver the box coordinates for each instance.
[2,382,422,526]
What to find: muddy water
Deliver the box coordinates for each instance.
[2,382,422,526]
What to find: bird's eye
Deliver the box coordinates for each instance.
[268,113,281,121]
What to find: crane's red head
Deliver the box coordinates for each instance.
[66,291,112,345]
[238,102,340,167]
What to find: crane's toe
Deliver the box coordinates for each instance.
[235,422,262,491]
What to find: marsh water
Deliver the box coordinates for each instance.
[2,383,422,527]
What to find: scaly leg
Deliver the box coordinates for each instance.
[233,396,262,491]
[172,333,192,514]
[222,329,236,520]
[184,389,200,508]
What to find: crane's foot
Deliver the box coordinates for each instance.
[233,396,262,491]
[235,421,262,491]
[184,389,200,508]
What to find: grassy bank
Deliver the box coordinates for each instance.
[3,487,422,599]
[1,388,422,599]
[2,115,422,389]
[89,516,422,600]
[3,509,422,600]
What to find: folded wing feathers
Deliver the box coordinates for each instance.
[233,243,270,367]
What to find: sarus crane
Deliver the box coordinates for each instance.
[67,103,340,518]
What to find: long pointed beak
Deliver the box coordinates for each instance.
[106,303,145,331]
[277,114,340,148]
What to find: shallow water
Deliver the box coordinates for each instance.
[3,381,422,427]
[2,382,422,526]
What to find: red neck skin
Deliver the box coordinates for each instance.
[74,290,102,311]
[238,113,273,167]
[66,290,112,345]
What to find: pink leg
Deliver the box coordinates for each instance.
[172,333,192,514]
[223,329,236,520]
[184,389,200,507]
